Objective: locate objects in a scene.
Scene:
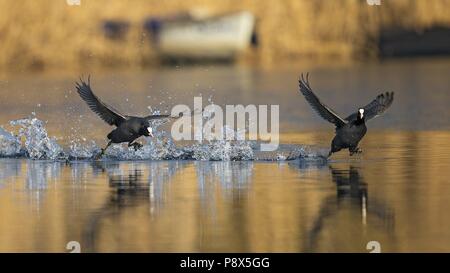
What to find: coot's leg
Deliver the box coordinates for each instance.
[349,146,362,156]
[349,147,355,156]
[328,144,341,158]
[128,142,136,150]
[329,137,342,158]
[136,143,143,150]
[96,140,112,159]
[128,141,143,151]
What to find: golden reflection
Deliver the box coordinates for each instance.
[0,131,450,252]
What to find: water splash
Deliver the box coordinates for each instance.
[0,126,22,157]
[187,140,254,161]
[68,138,100,160]
[0,117,326,162]
[10,117,64,160]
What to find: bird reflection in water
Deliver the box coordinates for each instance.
[330,166,369,225]
[293,162,395,252]
[82,161,187,252]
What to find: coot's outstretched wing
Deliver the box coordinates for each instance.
[75,76,127,126]
[345,92,394,122]
[298,73,347,128]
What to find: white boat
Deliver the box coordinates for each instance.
[148,11,256,61]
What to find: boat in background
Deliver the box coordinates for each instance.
[145,10,257,62]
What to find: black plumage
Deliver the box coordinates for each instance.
[298,73,394,157]
[75,76,183,157]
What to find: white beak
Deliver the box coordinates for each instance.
[359,109,364,118]
[147,127,154,137]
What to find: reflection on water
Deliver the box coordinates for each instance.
[300,165,395,252]
[78,161,189,252]
[196,161,253,199]
[26,161,61,190]
[0,130,449,252]
[0,160,21,183]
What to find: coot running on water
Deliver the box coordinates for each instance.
[75,76,187,158]
[298,73,394,157]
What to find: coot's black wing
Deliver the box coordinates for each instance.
[75,76,127,127]
[299,73,347,128]
[345,92,394,122]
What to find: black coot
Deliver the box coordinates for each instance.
[75,77,184,157]
[298,73,394,157]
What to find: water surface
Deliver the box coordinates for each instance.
[0,59,449,252]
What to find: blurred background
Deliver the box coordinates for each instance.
[0,0,450,72]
